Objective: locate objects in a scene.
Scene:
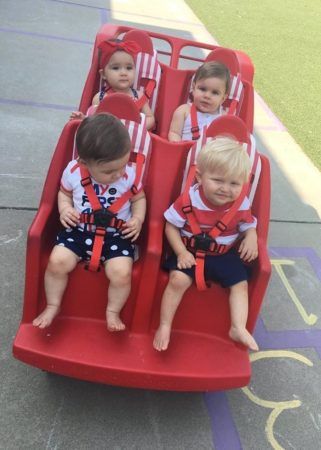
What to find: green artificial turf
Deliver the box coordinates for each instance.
[185,0,321,170]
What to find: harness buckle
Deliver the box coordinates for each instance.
[93,208,116,228]
[81,176,92,187]
[182,204,193,214]
[191,233,214,252]
[131,184,138,195]
[191,126,200,133]
[215,220,227,232]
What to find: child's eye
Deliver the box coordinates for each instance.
[212,90,220,95]
[126,65,134,70]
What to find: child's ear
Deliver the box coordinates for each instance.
[195,168,202,184]
[78,158,87,166]
[99,68,105,79]
[223,92,228,102]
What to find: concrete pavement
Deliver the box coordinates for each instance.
[1,0,320,449]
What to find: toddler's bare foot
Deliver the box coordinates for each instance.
[153,323,171,351]
[32,305,60,329]
[106,309,126,332]
[229,326,259,351]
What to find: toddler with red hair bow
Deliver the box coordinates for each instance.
[71,39,155,130]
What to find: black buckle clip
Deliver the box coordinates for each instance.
[192,233,214,252]
[93,208,115,228]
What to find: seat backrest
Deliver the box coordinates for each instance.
[181,115,261,204]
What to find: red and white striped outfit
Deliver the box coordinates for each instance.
[164,183,257,247]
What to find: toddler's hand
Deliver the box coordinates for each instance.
[238,230,258,262]
[70,111,85,121]
[121,216,143,242]
[177,250,196,269]
[60,206,80,228]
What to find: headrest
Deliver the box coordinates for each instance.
[206,115,248,142]
[205,48,240,76]
[95,93,141,123]
[123,29,154,55]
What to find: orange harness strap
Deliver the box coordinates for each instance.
[181,165,249,290]
[79,152,145,271]
[135,78,156,111]
[190,103,200,140]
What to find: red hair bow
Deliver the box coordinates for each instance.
[98,40,141,69]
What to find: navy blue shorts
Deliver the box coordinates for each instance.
[56,227,135,262]
[163,248,251,288]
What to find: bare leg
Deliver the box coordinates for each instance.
[104,257,133,331]
[153,270,192,351]
[228,281,259,351]
[33,246,79,328]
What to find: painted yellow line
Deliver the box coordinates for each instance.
[242,350,313,450]
[271,259,318,325]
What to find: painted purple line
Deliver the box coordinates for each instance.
[255,93,286,132]
[49,0,109,10]
[254,317,321,350]
[0,27,93,45]
[254,247,321,353]
[100,8,109,25]
[269,247,321,281]
[0,98,76,112]
[204,391,242,450]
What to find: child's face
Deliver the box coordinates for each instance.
[192,77,228,114]
[196,168,243,206]
[101,51,136,92]
[83,152,130,185]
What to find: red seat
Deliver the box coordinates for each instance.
[13,28,271,392]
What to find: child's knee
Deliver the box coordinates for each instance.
[47,247,77,274]
[230,280,248,294]
[169,270,192,290]
[106,259,132,284]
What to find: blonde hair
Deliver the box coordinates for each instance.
[196,136,251,183]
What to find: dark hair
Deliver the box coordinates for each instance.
[76,113,131,163]
[194,61,230,93]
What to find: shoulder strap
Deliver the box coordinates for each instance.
[80,166,102,211]
[80,154,145,216]
[190,103,200,140]
[135,79,156,111]
[208,183,249,239]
